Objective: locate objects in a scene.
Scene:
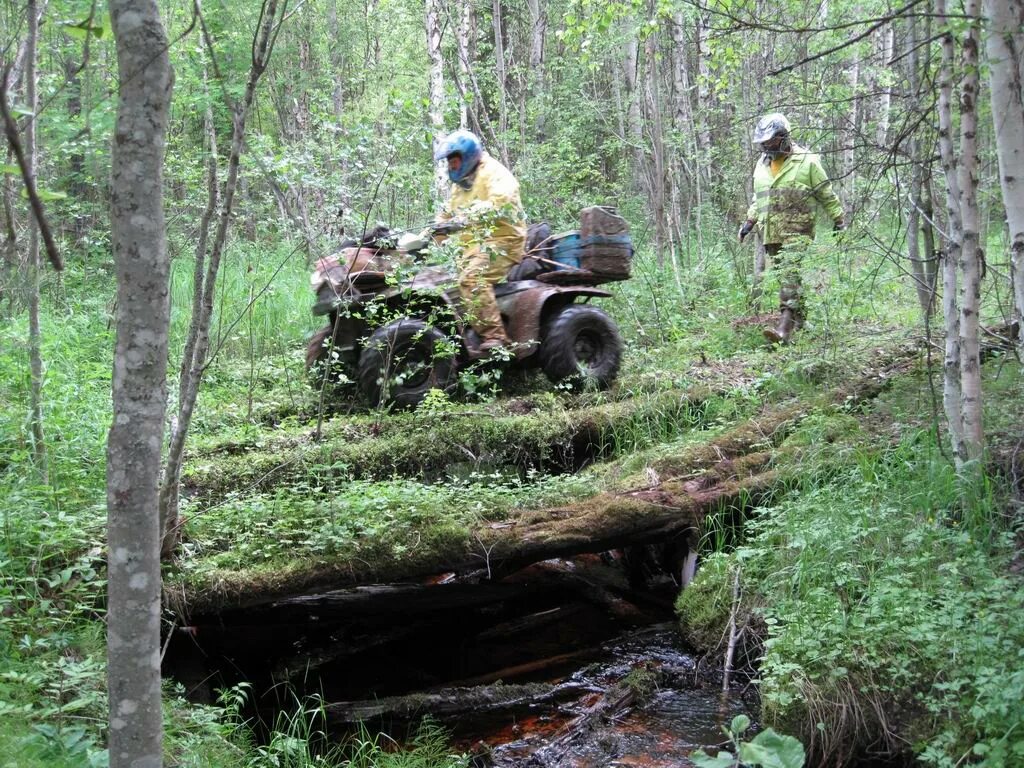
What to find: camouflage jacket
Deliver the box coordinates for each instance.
[745,145,844,246]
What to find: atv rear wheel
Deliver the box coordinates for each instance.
[357,319,457,408]
[540,305,622,388]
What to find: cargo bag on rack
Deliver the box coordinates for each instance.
[579,206,632,281]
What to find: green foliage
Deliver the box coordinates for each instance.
[692,715,806,768]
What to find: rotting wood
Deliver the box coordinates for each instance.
[324,680,596,723]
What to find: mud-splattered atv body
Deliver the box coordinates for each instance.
[308,211,631,408]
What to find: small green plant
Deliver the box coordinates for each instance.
[691,715,805,768]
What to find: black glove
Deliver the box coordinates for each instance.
[833,219,846,232]
[432,219,466,236]
[738,219,756,242]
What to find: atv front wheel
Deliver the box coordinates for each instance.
[357,319,457,408]
[540,305,623,388]
[306,323,355,388]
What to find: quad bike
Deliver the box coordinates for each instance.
[307,208,633,408]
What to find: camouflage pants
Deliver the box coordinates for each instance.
[764,243,803,319]
[457,243,521,342]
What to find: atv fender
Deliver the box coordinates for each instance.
[498,283,613,357]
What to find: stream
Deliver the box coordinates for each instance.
[166,550,754,766]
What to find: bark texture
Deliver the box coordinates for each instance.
[984,0,1024,355]
[958,0,984,463]
[425,0,447,199]
[25,0,47,481]
[937,0,966,465]
[106,1,173,765]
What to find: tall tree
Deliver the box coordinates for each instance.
[957,0,984,463]
[25,0,47,481]
[937,0,966,464]
[425,0,447,200]
[984,0,1024,353]
[106,0,173,764]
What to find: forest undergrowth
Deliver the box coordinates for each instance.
[0,235,1021,766]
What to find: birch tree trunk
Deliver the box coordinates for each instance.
[106,1,173,764]
[24,0,47,482]
[876,25,894,147]
[492,0,508,141]
[159,0,282,558]
[984,0,1024,353]
[695,12,712,163]
[644,9,669,267]
[907,13,934,316]
[937,0,966,465]
[957,0,984,463]
[328,0,345,121]
[624,33,642,164]
[457,0,473,129]
[425,0,447,200]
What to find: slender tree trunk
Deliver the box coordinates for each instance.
[624,32,642,166]
[159,0,282,558]
[457,0,473,129]
[425,0,447,200]
[644,9,668,267]
[328,0,345,121]
[24,0,47,482]
[984,0,1024,353]
[492,0,508,141]
[958,0,984,463]
[843,49,860,196]
[106,1,173,765]
[695,12,712,162]
[876,25,894,147]
[907,13,934,316]
[937,0,965,465]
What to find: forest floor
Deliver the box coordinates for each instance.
[2,255,1022,767]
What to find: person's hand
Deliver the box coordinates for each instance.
[432,218,466,236]
[738,219,756,242]
[833,219,846,232]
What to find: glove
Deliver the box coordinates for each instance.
[431,218,466,236]
[833,219,846,232]
[738,219,756,242]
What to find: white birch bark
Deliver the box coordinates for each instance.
[958,0,985,463]
[24,0,47,481]
[695,12,712,159]
[425,0,448,200]
[457,0,473,129]
[492,0,508,140]
[644,7,668,267]
[937,0,966,464]
[984,0,1024,353]
[106,1,173,764]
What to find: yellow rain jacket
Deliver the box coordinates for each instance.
[439,152,527,259]
[745,145,844,246]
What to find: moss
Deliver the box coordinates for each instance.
[675,553,734,652]
[184,386,720,503]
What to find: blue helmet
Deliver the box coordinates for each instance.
[434,130,482,184]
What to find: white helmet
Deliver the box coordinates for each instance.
[752,113,791,147]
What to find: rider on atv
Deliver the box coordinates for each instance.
[429,130,527,356]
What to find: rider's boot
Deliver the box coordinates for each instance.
[763,309,796,345]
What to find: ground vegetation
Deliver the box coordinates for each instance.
[0,0,1022,766]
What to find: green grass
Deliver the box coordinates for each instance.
[675,363,1024,766]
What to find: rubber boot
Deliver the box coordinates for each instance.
[763,309,796,345]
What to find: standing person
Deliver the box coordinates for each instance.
[738,113,845,344]
[432,130,527,355]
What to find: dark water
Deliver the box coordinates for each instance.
[436,627,751,767]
